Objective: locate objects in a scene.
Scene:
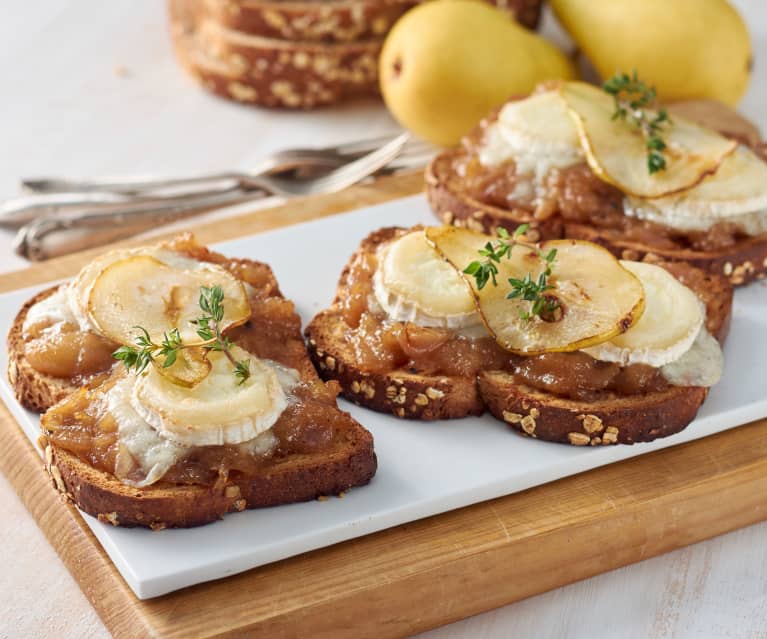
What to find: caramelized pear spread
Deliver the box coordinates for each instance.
[455,124,752,253]
[40,237,341,488]
[339,235,669,401]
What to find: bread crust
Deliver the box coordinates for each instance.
[425,130,767,287]
[7,286,88,414]
[478,377,708,445]
[41,414,376,529]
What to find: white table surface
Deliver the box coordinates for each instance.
[0,2,765,638]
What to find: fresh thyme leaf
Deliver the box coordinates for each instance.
[463,226,527,290]
[603,70,672,175]
[234,359,251,385]
[463,225,561,322]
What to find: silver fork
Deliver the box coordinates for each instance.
[2,133,430,230]
[22,134,432,196]
[14,132,411,261]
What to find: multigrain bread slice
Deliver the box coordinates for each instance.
[202,0,542,43]
[306,227,484,420]
[170,0,381,108]
[480,262,733,445]
[33,244,376,528]
[203,0,418,43]
[426,104,767,287]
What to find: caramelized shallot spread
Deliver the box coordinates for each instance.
[40,237,342,488]
[454,123,752,252]
[24,320,116,383]
[340,231,669,401]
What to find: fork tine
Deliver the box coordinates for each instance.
[302,133,411,196]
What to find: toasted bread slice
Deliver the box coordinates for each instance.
[33,242,376,528]
[426,107,767,287]
[479,262,733,445]
[306,227,484,419]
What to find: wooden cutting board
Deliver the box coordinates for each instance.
[2,171,767,639]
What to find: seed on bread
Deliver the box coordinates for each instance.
[578,414,604,434]
[425,387,444,400]
[414,393,429,406]
[98,512,120,526]
[567,432,591,446]
[520,415,536,435]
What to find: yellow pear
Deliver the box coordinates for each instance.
[550,0,751,106]
[379,0,576,146]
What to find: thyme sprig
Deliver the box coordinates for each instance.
[508,248,558,321]
[113,284,251,385]
[602,71,671,175]
[463,225,560,321]
[463,224,529,290]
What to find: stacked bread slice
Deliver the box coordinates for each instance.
[169,0,543,108]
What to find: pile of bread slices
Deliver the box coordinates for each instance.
[168,0,542,108]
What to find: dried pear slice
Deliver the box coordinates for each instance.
[88,255,250,346]
[560,82,737,199]
[153,346,212,388]
[425,227,645,355]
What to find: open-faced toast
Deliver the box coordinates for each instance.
[306,227,485,419]
[479,261,732,445]
[11,235,376,528]
[307,225,732,446]
[427,82,767,286]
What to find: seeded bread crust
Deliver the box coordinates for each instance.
[480,262,734,445]
[7,286,86,414]
[204,0,418,43]
[425,116,767,287]
[41,411,376,529]
[305,227,484,420]
[170,0,381,108]
[202,0,542,43]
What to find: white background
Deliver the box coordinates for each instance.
[0,1,765,637]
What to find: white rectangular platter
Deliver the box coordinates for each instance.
[1,194,765,599]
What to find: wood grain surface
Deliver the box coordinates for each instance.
[2,172,767,639]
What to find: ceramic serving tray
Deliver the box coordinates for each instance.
[1,194,765,599]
